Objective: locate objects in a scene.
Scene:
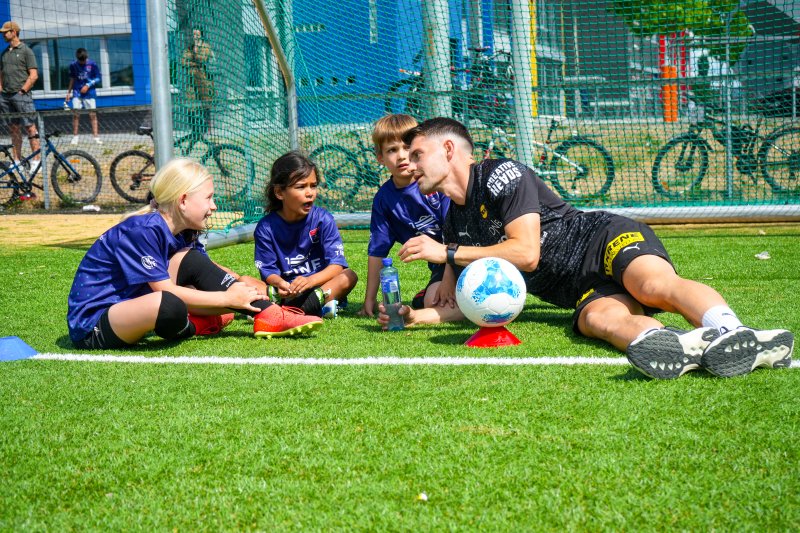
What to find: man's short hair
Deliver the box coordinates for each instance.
[371,113,417,154]
[402,117,474,151]
[75,48,88,61]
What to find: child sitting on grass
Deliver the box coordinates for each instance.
[254,151,358,318]
[66,158,322,349]
[356,114,452,318]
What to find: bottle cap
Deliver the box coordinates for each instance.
[382,258,392,267]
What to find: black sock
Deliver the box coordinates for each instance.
[282,288,323,317]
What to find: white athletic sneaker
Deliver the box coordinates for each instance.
[93,137,103,145]
[701,327,794,378]
[321,299,338,319]
[627,327,720,379]
[71,135,79,145]
[28,159,40,176]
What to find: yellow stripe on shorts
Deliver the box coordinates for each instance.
[603,232,644,275]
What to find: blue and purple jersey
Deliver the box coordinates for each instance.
[68,58,101,99]
[368,179,449,261]
[67,212,204,342]
[254,206,348,283]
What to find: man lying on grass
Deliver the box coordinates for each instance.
[377,117,794,379]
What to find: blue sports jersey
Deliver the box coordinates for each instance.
[368,179,449,264]
[254,206,348,283]
[67,212,204,342]
[68,58,101,99]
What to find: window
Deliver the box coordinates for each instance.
[29,35,133,95]
[244,34,268,88]
[49,38,103,92]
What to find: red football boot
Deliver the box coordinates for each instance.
[253,305,323,338]
[188,312,235,336]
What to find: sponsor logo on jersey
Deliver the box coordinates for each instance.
[488,219,503,237]
[309,227,320,243]
[604,232,644,275]
[221,273,237,288]
[487,160,522,196]
[480,204,488,219]
[287,254,307,267]
[255,260,263,270]
[141,255,158,270]
[412,214,440,235]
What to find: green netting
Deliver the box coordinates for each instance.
[2,0,797,225]
[163,0,797,229]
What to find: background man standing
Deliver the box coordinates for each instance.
[0,20,40,173]
[65,47,102,145]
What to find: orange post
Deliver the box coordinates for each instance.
[661,65,678,122]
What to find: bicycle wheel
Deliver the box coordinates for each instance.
[109,150,155,203]
[384,78,424,119]
[651,135,709,198]
[310,144,361,212]
[758,126,800,193]
[50,150,102,203]
[201,144,252,209]
[0,162,20,208]
[549,138,615,201]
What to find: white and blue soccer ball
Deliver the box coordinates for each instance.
[456,257,526,328]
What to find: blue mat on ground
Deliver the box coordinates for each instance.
[0,336,38,361]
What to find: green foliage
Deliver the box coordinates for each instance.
[611,0,753,63]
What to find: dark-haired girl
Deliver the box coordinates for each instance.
[254,151,358,317]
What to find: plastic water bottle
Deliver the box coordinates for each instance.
[380,258,405,331]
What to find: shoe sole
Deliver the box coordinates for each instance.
[701,329,794,378]
[627,328,717,380]
[253,320,322,339]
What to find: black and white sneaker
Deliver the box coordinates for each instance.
[700,327,794,378]
[627,327,720,379]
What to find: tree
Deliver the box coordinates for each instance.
[611,0,753,63]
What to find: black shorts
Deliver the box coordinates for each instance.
[73,309,132,350]
[571,215,674,334]
[411,263,446,309]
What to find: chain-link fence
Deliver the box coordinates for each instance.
[1,0,798,227]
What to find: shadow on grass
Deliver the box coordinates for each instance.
[45,238,97,250]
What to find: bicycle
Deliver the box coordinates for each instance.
[0,130,102,209]
[652,111,800,198]
[309,130,387,212]
[384,47,514,130]
[474,119,615,202]
[109,126,255,206]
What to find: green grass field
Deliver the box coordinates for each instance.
[2,223,799,530]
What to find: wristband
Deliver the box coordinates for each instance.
[446,243,459,267]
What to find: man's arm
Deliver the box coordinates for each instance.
[398,212,542,272]
[65,78,74,100]
[20,67,37,94]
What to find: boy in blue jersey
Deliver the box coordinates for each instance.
[254,151,358,318]
[64,48,102,145]
[67,158,322,349]
[356,114,452,318]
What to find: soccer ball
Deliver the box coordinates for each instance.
[456,257,526,328]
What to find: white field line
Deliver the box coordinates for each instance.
[32,353,633,366]
[28,354,800,368]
